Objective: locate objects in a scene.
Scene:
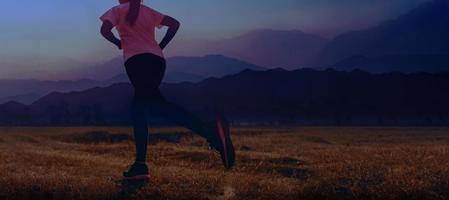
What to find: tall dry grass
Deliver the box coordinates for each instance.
[1,127,449,199]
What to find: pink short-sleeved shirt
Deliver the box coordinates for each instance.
[100,3,165,62]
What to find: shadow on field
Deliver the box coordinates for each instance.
[115,179,147,200]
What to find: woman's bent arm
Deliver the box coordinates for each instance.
[100,21,122,49]
[159,16,180,50]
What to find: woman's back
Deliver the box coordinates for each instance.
[100,3,166,60]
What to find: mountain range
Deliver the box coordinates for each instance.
[0,79,111,105]
[2,68,449,126]
[0,55,263,104]
[3,1,449,86]
[2,0,449,126]
[318,0,449,72]
[170,29,328,69]
[169,0,449,73]
[60,54,264,81]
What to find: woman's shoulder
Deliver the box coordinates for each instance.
[141,5,163,15]
[105,3,131,13]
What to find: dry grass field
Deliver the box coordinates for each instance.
[1,127,449,200]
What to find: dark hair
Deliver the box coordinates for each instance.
[126,0,141,26]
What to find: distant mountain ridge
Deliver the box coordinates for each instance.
[331,54,449,73]
[60,54,264,81]
[207,29,328,69]
[4,1,449,109]
[2,68,449,126]
[169,2,449,73]
[0,79,110,105]
[166,55,265,77]
[170,29,328,69]
[0,55,263,104]
[317,0,449,72]
[0,93,41,105]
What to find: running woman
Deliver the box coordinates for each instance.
[100,0,235,180]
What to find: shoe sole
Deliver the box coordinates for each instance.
[216,115,235,169]
[123,174,151,181]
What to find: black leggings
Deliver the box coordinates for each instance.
[125,53,207,162]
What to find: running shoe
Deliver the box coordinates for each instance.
[207,115,235,169]
[123,162,150,180]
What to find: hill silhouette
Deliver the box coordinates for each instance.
[171,29,328,69]
[318,0,449,72]
[166,55,265,77]
[331,54,449,73]
[0,79,110,104]
[61,55,264,81]
[1,68,448,126]
[0,55,263,104]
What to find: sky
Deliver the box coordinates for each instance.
[0,0,430,79]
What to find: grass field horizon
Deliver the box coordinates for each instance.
[1,126,449,200]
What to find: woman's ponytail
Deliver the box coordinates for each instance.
[126,0,141,26]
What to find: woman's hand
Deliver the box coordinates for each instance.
[159,16,180,50]
[100,21,122,50]
[115,40,122,50]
